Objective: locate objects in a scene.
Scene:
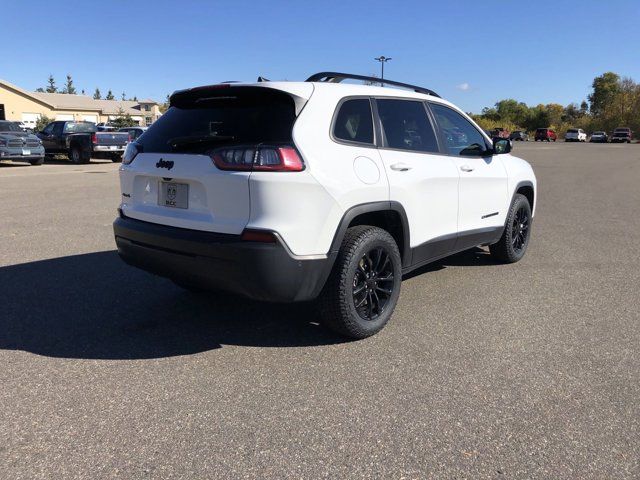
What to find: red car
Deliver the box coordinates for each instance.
[535,128,557,142]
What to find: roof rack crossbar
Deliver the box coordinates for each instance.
[306,71,440,98]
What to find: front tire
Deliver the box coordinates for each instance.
[317,226,402,339]
[490,193,532,263]
[29,157,44,166]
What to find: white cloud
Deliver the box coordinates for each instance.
[456,82,470,91]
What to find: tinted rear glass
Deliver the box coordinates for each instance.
[377,99,438,153]
[139,87,296,154]
[567,129,578,133]
[536,128,547,133]
[333,98,374,144]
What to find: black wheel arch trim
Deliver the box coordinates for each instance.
[512,180,535,212]
[328,201,411,268]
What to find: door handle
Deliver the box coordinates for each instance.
[390,163,412,171]
[460,165,474,172]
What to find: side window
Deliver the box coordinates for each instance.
[42,123,54,135]
[376,99,438,153]
[430,103,489,156]
[333,98,374,145]
[52,122,64,135]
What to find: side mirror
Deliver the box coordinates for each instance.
[493,138,512,154]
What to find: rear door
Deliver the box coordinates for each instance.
[429,102,509,249]
[375,98,459,264]
[119,86,310,234]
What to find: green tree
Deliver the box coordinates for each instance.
[588,72,620,116]
[35,87,45,93]
[46,75,57,93]
[109,108,138,128]
[105,90,115,100]
[35,115,52,132]
[121,91,126,101]
[93,88,101,100]
[62,74,76,94]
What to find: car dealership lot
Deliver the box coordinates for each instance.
[1,143,639,478]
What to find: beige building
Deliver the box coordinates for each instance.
[0,79,162,129]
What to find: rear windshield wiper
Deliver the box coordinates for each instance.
[167,135,235,149]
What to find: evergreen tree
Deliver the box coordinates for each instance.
[63,74,76,94]
[93,88,102,100]
[106,90,115,100]
[46,75,57,93]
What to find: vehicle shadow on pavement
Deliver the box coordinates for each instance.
[0,251,345,360]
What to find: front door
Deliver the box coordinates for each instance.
[429,103,509,250]
[375,98,460,266]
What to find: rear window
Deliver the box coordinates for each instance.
[138,87,297,154]
[536,128,547,133]
[63,122,97,134]
[567,129,578,133]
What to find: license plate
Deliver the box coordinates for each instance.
[159,181,188,209]
[22,149,31,156]
[110,146,118,150]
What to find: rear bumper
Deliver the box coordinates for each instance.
[113,215,334,302]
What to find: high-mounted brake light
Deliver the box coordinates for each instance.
[210,145,304,172]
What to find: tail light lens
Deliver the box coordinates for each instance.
[91,133,97,144]
[127,134,132,143]
[123,142,142,165]
[210,145,304,172]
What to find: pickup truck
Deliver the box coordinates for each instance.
[36,121,130,163]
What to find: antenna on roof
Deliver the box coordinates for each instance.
[257,76,270,82]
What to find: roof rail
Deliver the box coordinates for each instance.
[306,71,440,98]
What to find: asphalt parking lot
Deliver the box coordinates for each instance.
[1,143,639,479]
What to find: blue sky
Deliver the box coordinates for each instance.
[2,0,639,113]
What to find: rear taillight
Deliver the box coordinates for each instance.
[122,142,142,165]
[91,133,97,144]
[127,134,132,143]
[210,145,304,172]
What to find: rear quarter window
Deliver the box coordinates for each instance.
[332,98,374,145]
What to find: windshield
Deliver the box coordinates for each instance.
[138,87,297,154]
[0,122,22,132]
[593,132,605,135]
[567,129,578,133]
[63,122,97,134]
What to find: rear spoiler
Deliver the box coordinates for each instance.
[169,83,313,115]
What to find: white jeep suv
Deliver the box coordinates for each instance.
[113,72,536,339]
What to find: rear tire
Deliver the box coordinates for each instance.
[317,225,402,339]
[70,146,90,164]
[111,154,122,163]
[490,193,532,263]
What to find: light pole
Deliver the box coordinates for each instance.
[374,56,392,83]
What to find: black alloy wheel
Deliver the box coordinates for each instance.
[352,247,395,321]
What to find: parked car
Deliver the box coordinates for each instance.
[113,72,537,339]
[565,128,587,142]
[488,127,510,139]
[118,126,147,141]
[611,128,632,143]
[589,131,608,143]
[535,128,557,142]
[37,121,130,163]
[0,120,45,165]
[510,130,529,141]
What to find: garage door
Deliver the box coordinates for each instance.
[55,114,74,121]
[22,113,41,129]
[82,115,98,123]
